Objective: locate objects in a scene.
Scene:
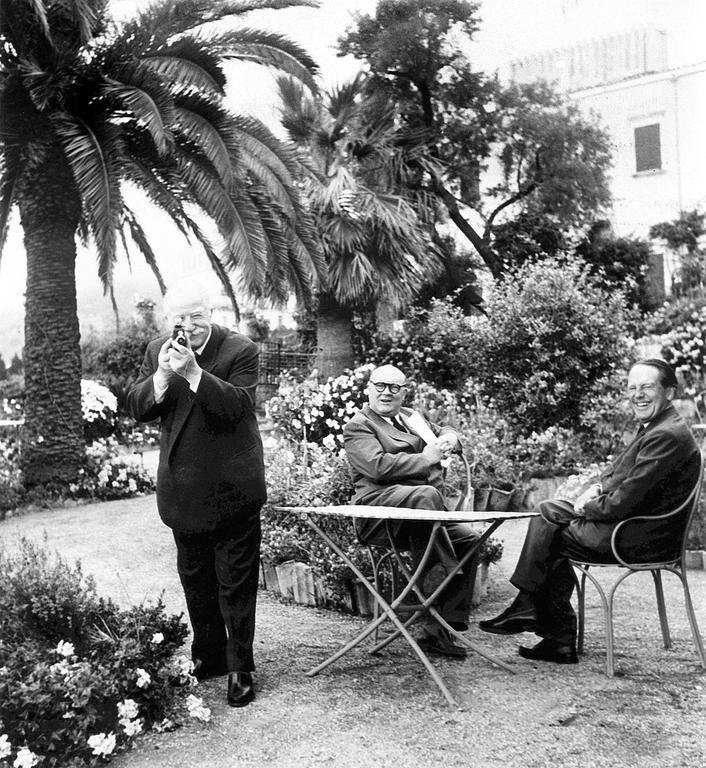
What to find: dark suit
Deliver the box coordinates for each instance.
[126,324,266,672]
[512,404,700,643]
[343,405,478,628]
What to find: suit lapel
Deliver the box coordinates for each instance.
[362,405,421,447]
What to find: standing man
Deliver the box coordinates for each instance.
[479,359,700,664]
[126,282,265,707]
[343,364,478,658]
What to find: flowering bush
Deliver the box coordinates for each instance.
[267,365,374,447]
[69,438,155,501]
[80,380,118,444]
[0,538,209,767]
[659,303,706,395]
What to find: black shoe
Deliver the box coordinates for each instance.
[518,638,578,665]
[417,629,468,659]
[479,606,537,635]
[193,657,228,682]
[227,672,255,707]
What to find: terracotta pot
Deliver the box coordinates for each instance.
[261,561,281,595]
[474,487,491,511]
[352,581,377,617]
[471,561,490,607]
[275,560,317,606]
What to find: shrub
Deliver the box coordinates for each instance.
[658,303,706,395]
[463,257,635,436]
[0,539,197,767]
[363,300,476,391]
[81,380,118,444]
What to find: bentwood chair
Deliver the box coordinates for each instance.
[691,391,706,443]
[570,454,706,676]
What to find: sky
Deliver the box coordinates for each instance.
[1,0,703,361]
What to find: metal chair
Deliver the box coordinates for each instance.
[570,454,706,676]
[691,390,706,442]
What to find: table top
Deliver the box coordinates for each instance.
[274,504,538,524]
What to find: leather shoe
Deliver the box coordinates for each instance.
[417,629,468,659]
[193,657,228,682]
[227,672,255,707]
[478,606,537,635]
[518,638,578,664]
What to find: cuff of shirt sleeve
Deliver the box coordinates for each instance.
[186,368,202,393]
[153,373,169,403]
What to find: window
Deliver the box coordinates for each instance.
[634,123,662,173]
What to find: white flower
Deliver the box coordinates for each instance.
[150,632,164,645]
[0,735,11,760]
[87,733,116,757]
[152,718,176,733]
[171,655,194,679]
[121,718,143,737]
[55,641,75,657]
[13,747,39,768]
[322,434,336,451]
[135,668,151,688]
[117,699,139,721]
[186,694,211,722]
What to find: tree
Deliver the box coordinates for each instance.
[278,73,442,376]
[0,0,325,486]
[0,354,7,381]
[339,0,612,278]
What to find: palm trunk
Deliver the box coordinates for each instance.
[18,159,84,487]
[315,297,354,379]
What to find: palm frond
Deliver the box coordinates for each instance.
[53,113,121,290]
[102,73,174,156]
[177,151,263,286]
[202,28,318,93]
[20,0,53,44]
[123,206,167,294]
[141,37,227,95]
[0,147,23,259]
[190,225,241,320]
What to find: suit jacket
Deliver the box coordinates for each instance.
[582,403,699,524]
[126,324,266,532]
[343,405,458,505]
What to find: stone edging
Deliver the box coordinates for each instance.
[685,550,706,570]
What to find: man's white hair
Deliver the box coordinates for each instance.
[163,278,215,314]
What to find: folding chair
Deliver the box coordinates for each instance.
[570,454,706,676]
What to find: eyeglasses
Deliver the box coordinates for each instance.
[370,382,405,394]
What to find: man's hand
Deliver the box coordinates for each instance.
[435,433,458,459]
[154,338,177,390]
[168,339,202,387]
[574,483,602,514]
[422,442,444,464]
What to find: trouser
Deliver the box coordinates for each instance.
[510,499,617,644]
[172,511,261,672]
[356,485,479,629]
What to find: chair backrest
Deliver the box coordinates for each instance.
[694,391,706,424]
[449,452,474,512]
[611,452,704,567]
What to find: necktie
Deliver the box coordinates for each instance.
[391,415,407,433]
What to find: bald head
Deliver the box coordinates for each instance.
[367,365,408,417]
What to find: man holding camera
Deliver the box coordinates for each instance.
[126,282,265,707]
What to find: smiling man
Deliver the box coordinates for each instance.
[126,281,265,707]
[343,364,479,658]
[479,358,700,664]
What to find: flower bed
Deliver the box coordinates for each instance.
[0,539,211,767]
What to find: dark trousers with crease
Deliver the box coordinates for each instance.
[172,511,261,672]
[355,484,479,629]
[510,499,618,644]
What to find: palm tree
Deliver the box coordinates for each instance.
[278,74,442,377]
[0,0,325,487]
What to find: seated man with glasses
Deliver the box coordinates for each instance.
[478,359,700,664]
[342,364,479,658]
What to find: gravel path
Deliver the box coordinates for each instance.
[2,496,705,768]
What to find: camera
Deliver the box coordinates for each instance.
[172,323,188,346]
